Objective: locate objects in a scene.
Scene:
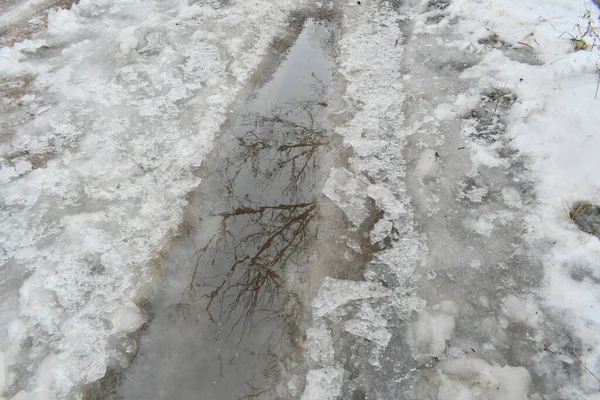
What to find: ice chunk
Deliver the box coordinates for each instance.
[312,277,389,319]
[458,182,489,203]
[305,325,335,367]
[301,368,345,400]
[287,375,303,398]
[434,103,456,120]
[0,163,18,183]
[345,236,362,254]
[370,218,393,245]
[344,303,391,348]
[322,167,371,227]
[369,240,421,285]
[367,184,407,219]
[10,391,30,400]
[467,141,509,169]
[117,26,140,53]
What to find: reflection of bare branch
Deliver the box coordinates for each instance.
[311,72,327,95]
[204,202,317,340]
[278,141,328,151]
[237,381,270,400]
[181,179,318,340]
[235,351,283,400]
[230,105,329,204]
[176,67,328,345]
[216,202,316,219]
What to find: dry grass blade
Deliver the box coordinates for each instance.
[569,202,599,236]
[595,68,600,99]
[489,88,506,117]
[517,41,534,49]
[569,202,592,220]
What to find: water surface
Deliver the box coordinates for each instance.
[118,19,335,400]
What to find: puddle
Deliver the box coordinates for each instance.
[117,19,336,400]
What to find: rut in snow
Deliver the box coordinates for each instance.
[115,17,342,400]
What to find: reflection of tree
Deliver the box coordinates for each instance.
[207,201,316,337]
[178,90,328,340]
[230,101,329,204]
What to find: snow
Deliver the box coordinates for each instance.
[301,367,345,400]
[413,301,458,357]
[402,0,600,397]
[0,0,52,30]
[0,0,297,397]
[308,0,600,397]
[2,0,600,397]
[437,357,531,400]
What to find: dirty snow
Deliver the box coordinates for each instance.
[303,0,600,398]
[0,0,296,397]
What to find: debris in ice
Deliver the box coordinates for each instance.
[322,167,371,227]
[312,277,389,319]
[301,368,345,400]
[569,202,600,239]
[305,325,335,367]
[437,357,531,400]
[458,180,489,203]
[414,149,441,180]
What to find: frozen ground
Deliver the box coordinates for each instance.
[1,0,600,399]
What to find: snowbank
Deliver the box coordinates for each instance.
[0,0,296,397]
[409,0,600,397]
